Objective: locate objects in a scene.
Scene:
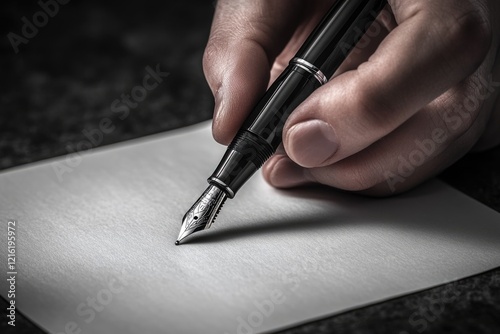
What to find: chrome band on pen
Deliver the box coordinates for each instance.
[177,0,388,245]
[290,57,328,85]
[208,177,235,198]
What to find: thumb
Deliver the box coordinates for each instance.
[282,0,490,168]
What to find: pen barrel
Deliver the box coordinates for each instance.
[296,0,386,78]
[209,66,320,197]
[209,0,386,197]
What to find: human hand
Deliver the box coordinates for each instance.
[203,0,499,196]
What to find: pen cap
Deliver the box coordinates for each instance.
[295,0,386,79]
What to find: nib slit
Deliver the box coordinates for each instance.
[176,184,227,244]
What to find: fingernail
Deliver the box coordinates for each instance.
[275,144,286,156]
[213,86,224,121]
[268,157,310,188]
[287,120,339,168]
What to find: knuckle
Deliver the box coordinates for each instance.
[458,13,491,55]
[351,87,400,138]
[438,9,492,67]
[438,80,485,138]
[202,34,225,77]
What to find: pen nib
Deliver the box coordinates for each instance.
[176,184,227,245]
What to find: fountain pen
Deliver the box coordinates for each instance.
[176,0,386,245]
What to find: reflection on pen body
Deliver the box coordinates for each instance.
[176,0,387,244]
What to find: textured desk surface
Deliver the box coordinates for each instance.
[1,0,499,333]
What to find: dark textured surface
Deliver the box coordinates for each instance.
[1,1,499,333]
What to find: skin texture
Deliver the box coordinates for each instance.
[203,0,500,196]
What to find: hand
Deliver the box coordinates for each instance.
[203,0,500,196]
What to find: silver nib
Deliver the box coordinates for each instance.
[176,185,227,245]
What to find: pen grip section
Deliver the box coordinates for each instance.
[208,131,271,198]
[243,65,322,149]
[209,65,322,196]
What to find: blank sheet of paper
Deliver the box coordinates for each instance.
[1,122,499,334]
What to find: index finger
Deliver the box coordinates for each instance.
[203,0,304,144]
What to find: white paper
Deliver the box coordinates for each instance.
[1,122,499,334]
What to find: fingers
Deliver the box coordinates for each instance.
[473,85,500,150]
[263,7,396,186]
[263,69,498,195]
[203,0,303,144]
[473,24,500,151]
[262,152,310,189]
[332,6,396,78]
[266,1,339,86]
[282,0,492,169]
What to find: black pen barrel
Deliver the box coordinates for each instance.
[209,66,320,197]
[209,0,387,197]
[296,0,386,78]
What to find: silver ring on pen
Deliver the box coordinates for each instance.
[290,57,328,85]
[208,177,235,198]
